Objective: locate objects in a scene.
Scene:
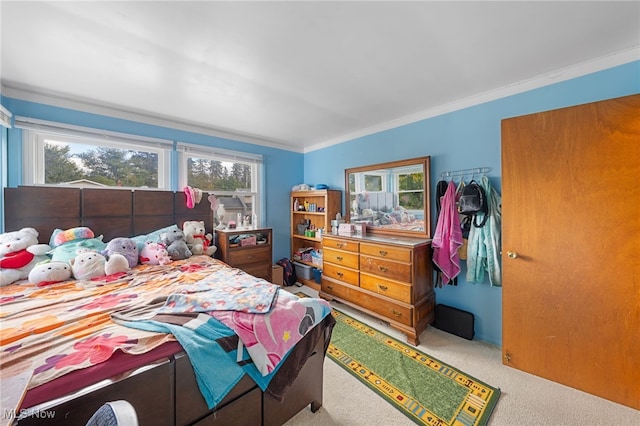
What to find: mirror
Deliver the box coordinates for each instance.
[345,156,431,238]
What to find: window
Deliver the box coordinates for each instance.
[18,118,171,189]
[17,118,264,226]
[396,170,424,210]
[177,143,263,226]
[349,171,387,193]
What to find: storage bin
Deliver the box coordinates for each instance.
[294,261,313,280]
[312,268,322,284]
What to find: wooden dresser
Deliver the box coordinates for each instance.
[319,233,434,345]
[215,227,272,282]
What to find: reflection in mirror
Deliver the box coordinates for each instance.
[345,156,431,237]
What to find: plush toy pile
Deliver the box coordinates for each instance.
[0,220,218,287]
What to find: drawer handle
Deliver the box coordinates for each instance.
[391,310,402,317]
[379,250,388,256]
[378,265,388,272]
[336,256,343,261]
[327,285,333,290]
[337,243,345,248]
[246,255,253,259]
[337,272,344,278]
[378,285,388,291]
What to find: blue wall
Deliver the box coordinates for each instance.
[2,61,638,346]
[1,99,304,262]
[304,60,640,345]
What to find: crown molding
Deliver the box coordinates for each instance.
[304,47,640,153]
[0,83,304,153]
[2,46,637,155]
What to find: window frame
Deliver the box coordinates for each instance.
[22,131,171,189]
[16,118,265,227]
[394,170,424,213]
[177,142,263,227]
[17,117,172,189]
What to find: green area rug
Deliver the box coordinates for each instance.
[326,307,500,426]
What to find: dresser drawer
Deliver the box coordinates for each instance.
[323,247,359,269]
[323,262,359,286]
[360,243,412,262]
[228,247,271,266]
[360,272,412,304]
[354,289,413,327]
[360,255,411,283]
[323,237,359,252]
[321,277,353,300]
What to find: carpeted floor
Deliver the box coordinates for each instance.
[285,286,640,426]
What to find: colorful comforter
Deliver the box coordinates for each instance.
[0,256,331,414]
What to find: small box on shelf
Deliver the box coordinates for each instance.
[338,223,354,235]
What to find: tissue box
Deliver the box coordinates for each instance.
[338,223,354,235]
[240,235,256,246]
[354,223,366,235]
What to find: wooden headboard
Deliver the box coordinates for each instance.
[4,186,214,243]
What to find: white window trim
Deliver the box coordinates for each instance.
[16,117,172,189]
[355,172,386,193]
[0,105,12,128]
[177,142,264,226]
[394,170,424,214]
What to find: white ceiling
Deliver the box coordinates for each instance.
[1,1,639,152]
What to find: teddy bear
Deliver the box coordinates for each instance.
[161,228,192,261]
[102,237,139,268]
[70,250,130,280]
[139,241,172,265]
[28,260,72,286]
[182,220,216,256]
[0,227,51,286]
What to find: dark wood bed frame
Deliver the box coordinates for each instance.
[4,186,331,426]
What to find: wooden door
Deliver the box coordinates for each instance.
[501,94,640,410]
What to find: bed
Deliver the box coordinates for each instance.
[1,186,335,426]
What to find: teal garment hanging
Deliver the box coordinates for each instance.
[465,176,502,286]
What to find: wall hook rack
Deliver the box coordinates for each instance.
[440,167,491,179]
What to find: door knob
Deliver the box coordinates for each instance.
[507,251,518,259]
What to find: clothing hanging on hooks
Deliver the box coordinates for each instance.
[432,181,463,286]
[440,166,491,180]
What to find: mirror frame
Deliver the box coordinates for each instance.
[345,156,431,238]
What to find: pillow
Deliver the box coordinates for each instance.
[49,227,95,247]
[131,224,179,251]
[49,236,107,264]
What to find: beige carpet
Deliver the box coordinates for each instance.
[284,286,640,426]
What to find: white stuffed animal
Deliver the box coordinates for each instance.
[28,260,72,286]
[0,227,51,286]
[70,251,129,281]
[183,220,216,256]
